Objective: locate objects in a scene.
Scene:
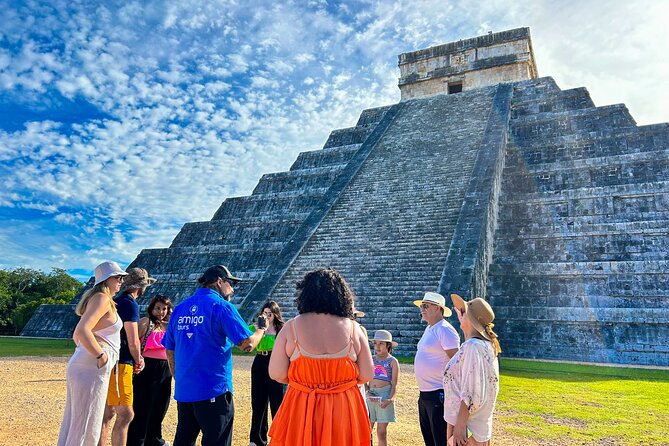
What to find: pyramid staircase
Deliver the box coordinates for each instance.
[244,85,507,355]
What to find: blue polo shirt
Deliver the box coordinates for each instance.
[115,292,140,365]
[162,287,252,402]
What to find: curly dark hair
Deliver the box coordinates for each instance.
[295,268,355,318]
[259,300,285,333]
[147,294,173,324]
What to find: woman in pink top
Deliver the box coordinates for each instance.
[127,295,173,446]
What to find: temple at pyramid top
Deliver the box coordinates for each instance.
[398,27,538,100]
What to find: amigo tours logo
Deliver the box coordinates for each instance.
[177,304,205,332]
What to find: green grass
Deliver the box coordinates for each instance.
[0,336,75,357]
[497,359,669,444]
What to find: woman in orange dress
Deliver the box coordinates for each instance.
[268,268,374,446]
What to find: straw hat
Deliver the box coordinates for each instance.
[450,294,495,341]
[119,267,157,292]
[413,291,452,317]
[371,329,398,347]
[94,261,128,286]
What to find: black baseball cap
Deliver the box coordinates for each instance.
[197,265,244,284]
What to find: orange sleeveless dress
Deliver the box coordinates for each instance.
[267,320,371,446]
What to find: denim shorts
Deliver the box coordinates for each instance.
[367,385,396,423]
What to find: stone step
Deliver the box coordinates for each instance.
[356,105,392,126]
[323,125,375,149]
[506,147,669,177]
[511,87,594,117]
[506,126,669,166]
[495,218,669,238]
[252,168,343,195]
[493,231,669,262]
[499,179,669,204]
[510,77,561,101]
[510,104,637,141]
[290,144,361,170]
[509,123,669,152]
[501,157,669,194]
[488,259,669,275]
[212,191,327,220]
[168,220,303,247]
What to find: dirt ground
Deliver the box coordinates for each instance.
[0,356,516,446]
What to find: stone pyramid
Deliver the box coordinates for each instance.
[23,28,668,366]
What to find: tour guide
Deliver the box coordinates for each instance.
[163,265,267,446]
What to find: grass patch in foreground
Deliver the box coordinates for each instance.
[0,336,74,357]
[497,359,669,444]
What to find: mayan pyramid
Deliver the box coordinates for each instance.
[24,28,668,366]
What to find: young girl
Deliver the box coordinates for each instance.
[127,295,173,446]
[367,330,400,446]
[444,294,501,446]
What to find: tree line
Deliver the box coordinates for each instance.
[0,268,83,335]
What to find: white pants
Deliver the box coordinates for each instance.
[57,343,118,446]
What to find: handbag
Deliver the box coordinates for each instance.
[140,320,155,354]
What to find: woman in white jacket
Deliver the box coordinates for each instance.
[443,294,501,446]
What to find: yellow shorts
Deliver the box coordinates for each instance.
[106,363,134,406]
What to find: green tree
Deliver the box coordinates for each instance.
[0,268,83,334]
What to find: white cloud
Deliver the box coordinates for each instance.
[0,0,667,277]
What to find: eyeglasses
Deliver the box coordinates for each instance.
[115,275,125,282]
[262,311,273,317]
[420,303,434,310]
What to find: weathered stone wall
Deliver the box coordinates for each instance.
[398,27,537,100]
[488,77,669,366]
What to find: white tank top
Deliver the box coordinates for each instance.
[93,316,122,354]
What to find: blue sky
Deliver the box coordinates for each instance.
[1,0,668,281]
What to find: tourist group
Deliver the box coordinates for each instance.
[57,261,501,446]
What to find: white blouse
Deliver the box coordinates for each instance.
[443,338,500,442]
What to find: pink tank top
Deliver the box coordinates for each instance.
[143,330,167,360]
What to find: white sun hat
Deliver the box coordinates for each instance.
[413,291,452,317]
[94,261,128,286]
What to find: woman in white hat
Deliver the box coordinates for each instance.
[443,294,501,446]
[58,261,128,446]
[367,329,400,446]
